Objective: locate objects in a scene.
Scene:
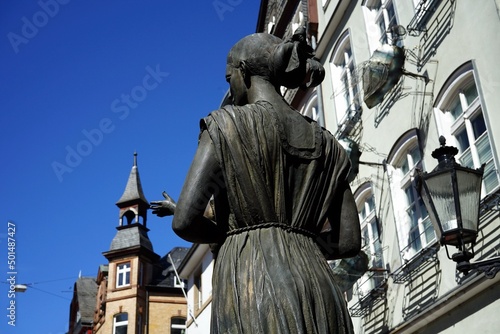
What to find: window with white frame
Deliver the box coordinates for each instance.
[434,64,499,196]
[330,32,360,128]
[355,184,385,296]
[113,313,128,334]
[362,0,401,53]
[300,92,324,127]
[116,262,131,288]
[171,317,186,334]
[387,130,435,261]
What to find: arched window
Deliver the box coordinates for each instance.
[299,92,324,127]
[330,31,360,130]
[434,62,499,195]
[354,183,384,296]
[171,316,186,334]
[113,313,128,334]
[362,0,401,53]
[387,129,435,261]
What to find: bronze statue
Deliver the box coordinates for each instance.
[151,28,361,333]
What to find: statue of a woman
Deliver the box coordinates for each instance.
[151,28,361,333]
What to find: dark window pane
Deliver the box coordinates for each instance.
[410,146,421,165]
[471,112,486,139]
[362,226,369,248]
[463,83,478,106]
[116,313,128,322]
[171,330,185,334]
[455,128,470,152]
[115,325,127,334]
[370,220,380,240]
[449,96,463,120]
[409,225,422,250]
[172,318,186,325]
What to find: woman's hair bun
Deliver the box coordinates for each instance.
[269,26,325,89]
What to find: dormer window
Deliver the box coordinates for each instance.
[116,262,131,288]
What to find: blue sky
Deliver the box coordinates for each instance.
[0,1,260,332]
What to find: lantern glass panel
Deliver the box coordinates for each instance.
[419,185,441,240]
[456,168,482,234]
[423,171,457,232]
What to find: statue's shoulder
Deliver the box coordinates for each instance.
[207,103,269,121]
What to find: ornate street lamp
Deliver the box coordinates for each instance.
[417,136,489,276]
[14,284,28,293]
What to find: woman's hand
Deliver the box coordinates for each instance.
[150,191,176,217]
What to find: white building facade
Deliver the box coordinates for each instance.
[312,0,500,333]
[178,1,500,332]
[177,244,214,334]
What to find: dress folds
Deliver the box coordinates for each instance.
[201,101,354,334]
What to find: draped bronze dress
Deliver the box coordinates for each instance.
[201,100,354,334]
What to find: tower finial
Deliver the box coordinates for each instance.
[116,151,149,227]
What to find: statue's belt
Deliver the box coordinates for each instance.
[226,222,317,238]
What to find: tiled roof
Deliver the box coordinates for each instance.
[75,277,97,324]
[151,247,190,287]
[109,225,154,252]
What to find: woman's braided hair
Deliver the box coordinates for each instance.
[227,27,325,89]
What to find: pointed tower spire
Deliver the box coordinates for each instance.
[103,152,158,304]
[116,152,149,227]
